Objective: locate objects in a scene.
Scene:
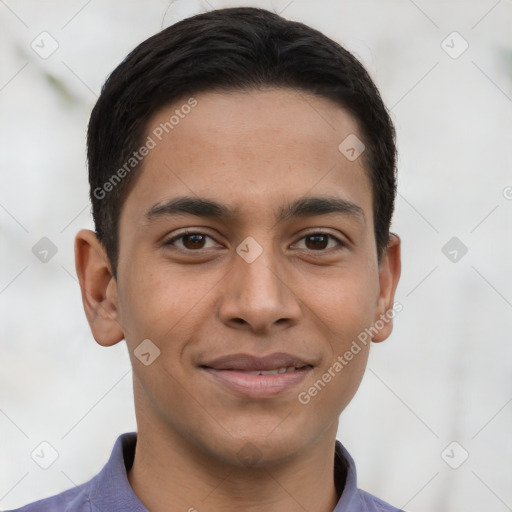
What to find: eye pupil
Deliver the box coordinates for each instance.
[306,234,328,250]
[183,234,206,249]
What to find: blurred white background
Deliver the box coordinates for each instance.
[1,1,511,510]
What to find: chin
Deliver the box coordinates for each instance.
[204,429,307,469]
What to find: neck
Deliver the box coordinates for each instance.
[128,420,340,512]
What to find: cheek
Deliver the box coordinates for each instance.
[117,261,220,355]
[118,264,179,342]
[118,267,209,407]
[288,265,377,384]
[299,266,379,341]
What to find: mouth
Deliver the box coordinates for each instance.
[199,352,314,398]
[229,366,303,375]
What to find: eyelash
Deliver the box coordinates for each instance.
[164,230,346,253]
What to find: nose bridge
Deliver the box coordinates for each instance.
[217,236,301,331]
[236,238,286,306]
[241,249,283,300]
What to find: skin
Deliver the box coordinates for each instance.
[75,88,401,512]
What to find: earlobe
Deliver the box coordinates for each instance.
[372,233,401,343]
[74,229,124,347]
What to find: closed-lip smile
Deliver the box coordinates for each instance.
[200,352,314,398]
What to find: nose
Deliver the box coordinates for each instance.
[216,245,302,334]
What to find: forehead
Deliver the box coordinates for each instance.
[122,88,373,226]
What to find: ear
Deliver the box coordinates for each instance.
[372,233,401,343]
[74,229,124,346]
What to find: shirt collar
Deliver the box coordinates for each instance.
[332,440,364,511]
[86,432,145,511]
[86,432,361,512]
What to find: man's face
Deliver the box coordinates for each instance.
[113,88,397,465]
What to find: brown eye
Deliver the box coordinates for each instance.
[305,234,329,250]
[293,233,344,252]
[165,232,218,251]
[182,233,207,249]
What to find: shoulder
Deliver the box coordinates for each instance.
[358,489,406,512]
[3,484,90,512]
[3,433,137,512]
[334,440,405,512]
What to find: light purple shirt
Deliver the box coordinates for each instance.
[6,433,404,511]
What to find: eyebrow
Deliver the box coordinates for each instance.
[144,195,366,224]
[278,196,365,224]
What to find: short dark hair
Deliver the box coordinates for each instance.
[87,7,397,276]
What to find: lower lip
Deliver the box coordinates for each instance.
[202,367,312,398]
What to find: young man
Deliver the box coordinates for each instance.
[10,7,402,512]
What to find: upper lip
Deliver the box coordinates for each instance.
[201,352,313,371]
